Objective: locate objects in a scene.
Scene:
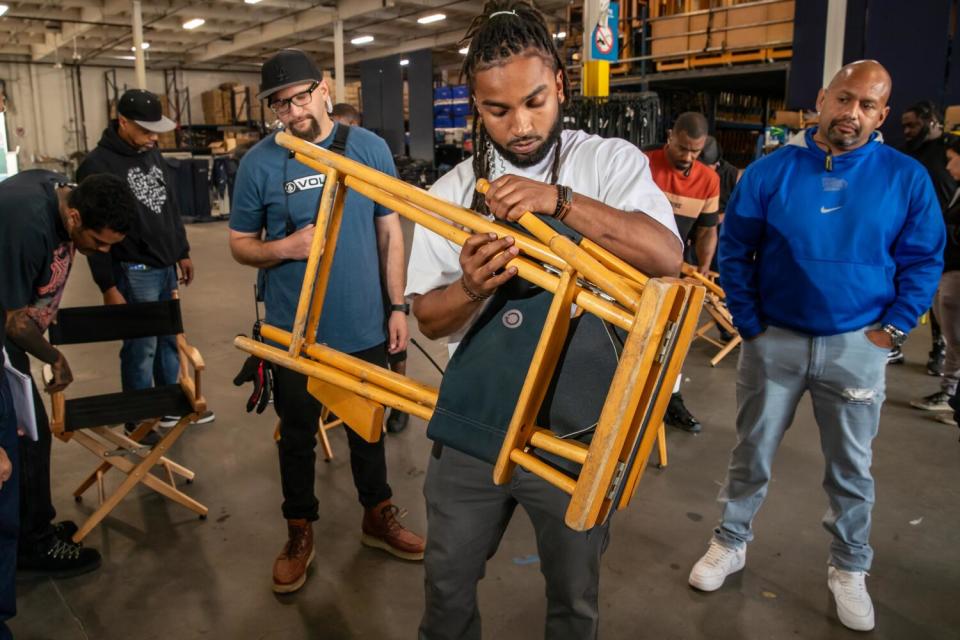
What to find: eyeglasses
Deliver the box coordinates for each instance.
[268,82,320,116]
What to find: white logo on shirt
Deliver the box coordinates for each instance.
[502,309,523,329]
[284,174,326,194]
[127,165,167,214]
[820,206,842,214]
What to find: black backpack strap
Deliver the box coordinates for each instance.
[331,124,350,154]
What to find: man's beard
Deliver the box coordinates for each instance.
[289,115,321,142]
[825,116,863,149]
[903,123,931,152]
[489,117,563,168]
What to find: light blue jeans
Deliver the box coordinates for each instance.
[713,324,888,571]
[117,263,180,392]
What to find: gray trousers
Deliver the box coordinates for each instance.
[713,325,887,571]
[419,446,610,640]
[936,271,960,395]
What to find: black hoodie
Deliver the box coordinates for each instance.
[77,121,190,292]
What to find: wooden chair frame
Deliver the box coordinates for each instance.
[234,132,704,531]
[49,307,209,542]
[682,265,743,367]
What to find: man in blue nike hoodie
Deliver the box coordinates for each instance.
[688,61,944,632]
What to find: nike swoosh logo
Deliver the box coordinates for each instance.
[820,206,842,213]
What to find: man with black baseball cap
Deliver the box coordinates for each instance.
[77,88,214,442]
[230,49,422,594]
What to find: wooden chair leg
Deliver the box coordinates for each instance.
[69,420,207,542]
[317,416,334,461]
[710,334,742,367]
[96,469,105,505]
[73,420,160,494]
[656,423,668,469]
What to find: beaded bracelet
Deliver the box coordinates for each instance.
[460,275,491,302]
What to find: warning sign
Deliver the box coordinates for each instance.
[589,2,619,62]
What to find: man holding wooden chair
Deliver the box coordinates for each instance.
[229,48,424,595]
[406,3,682,638]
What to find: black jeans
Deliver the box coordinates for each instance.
[5,343,56,554]
[273,342,392,521]
[0,369,20,639]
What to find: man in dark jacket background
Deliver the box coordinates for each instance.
[77,89,213,432]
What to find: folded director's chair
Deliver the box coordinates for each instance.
[235,131,704,532]
[47,299,209,542]
[682,265,742,367]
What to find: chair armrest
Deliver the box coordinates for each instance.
[176,335,205,371]
[176,334,207,413]
[49,391,68,440]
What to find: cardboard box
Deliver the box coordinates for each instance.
[945,105,960,131]
[771,109,818,129]
[202,89,227,125]
[651,0,795,59]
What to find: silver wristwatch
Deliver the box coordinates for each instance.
[882,324,906,348]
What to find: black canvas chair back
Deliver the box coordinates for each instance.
[48,300,184,345]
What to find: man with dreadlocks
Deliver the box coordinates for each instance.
[405,2,682,638]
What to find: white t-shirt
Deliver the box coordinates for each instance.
[405,129,679,355]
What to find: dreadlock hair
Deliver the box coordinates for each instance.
[459,0,569,215]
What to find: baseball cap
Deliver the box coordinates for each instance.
[258,49,323,101]
[699,136,721,165]
[117,89,176,133]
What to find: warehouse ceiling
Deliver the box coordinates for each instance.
[0,0,572,73]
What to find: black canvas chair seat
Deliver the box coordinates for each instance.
[64,385,195,432]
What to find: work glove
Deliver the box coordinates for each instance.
[233,352,273,414]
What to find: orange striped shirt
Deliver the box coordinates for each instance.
[645,147,720,242]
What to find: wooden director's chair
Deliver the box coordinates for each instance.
[47,299,209,542]
[235,131,705,532]
[682,265,742,367]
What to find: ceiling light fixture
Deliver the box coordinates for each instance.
[0,5,8,17]
[458,47,469,55]
[350,35,374,45]
[417,13,446,25]
[244,0,263,3]
[554,31,567,39]
[400,59,409,66]
[130,42,150,51]
[182,18,205,30]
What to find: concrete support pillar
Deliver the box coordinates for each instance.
[823,0,847,87]
[334,19,345,104]
[132,0,147,89]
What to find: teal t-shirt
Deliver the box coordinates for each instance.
[229,124,396,352]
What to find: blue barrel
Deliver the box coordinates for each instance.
[435,115,453,129]
[452,116,468,129]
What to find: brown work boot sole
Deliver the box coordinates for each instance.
[360,533,425,561]
[272,547,316,594]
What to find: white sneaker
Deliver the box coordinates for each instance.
[688,540,746,591]
[827,566,875,631]
[159,410,216,428]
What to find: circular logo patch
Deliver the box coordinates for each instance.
[284,181,297,194]
[502,309,523,329]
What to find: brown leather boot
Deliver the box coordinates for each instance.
[360,501,425,561]
[272,518,315,593]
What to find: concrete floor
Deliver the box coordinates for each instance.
[9,221,960,640]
